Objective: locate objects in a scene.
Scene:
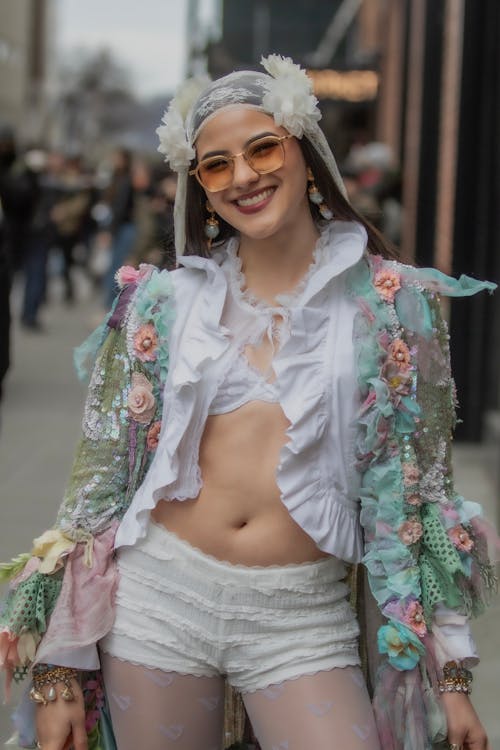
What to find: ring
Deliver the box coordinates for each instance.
[449,744,461,750]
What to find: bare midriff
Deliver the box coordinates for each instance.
[151,400,330,566]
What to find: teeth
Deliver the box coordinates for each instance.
[237,188,274,207]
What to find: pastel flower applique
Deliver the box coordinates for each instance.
[146,420,162,451]
[402,463,420,487]
[403,600,427,637]
[115,264,151,289]
[397,518,423,546]
[406,493,422,507]
[383,597,427,638]
[31,529,75,574]
[377,620,425,671]
[448,525,474,553]
[134,323,158,362]
[127,372,156,424]
[374,268,401,302]
[382,362,413,398]
[388,339,412,371]
[115,265,141,288]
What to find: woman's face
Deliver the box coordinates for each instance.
[194,108,312,242]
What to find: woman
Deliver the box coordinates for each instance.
[0,56,497,750]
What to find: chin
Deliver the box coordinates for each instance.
[230,213,285,241]
[238,224,281,242]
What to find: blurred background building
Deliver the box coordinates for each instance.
[0,0,58,144]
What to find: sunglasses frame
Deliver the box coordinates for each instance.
[189,134,294,192]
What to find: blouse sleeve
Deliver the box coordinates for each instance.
[430,604,479,668]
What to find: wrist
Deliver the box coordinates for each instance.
[30,664,80,706]
[437,660,473,695]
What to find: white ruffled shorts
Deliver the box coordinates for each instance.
[99,521,360,692]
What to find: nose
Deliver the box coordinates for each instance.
[231,153,260,188]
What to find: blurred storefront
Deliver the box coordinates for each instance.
[197,0,500,441]
[0,0,57,144]
[377,0,500,441]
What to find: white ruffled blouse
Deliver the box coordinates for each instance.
[115,220,367,561]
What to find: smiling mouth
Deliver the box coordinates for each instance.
[235,187,275,207]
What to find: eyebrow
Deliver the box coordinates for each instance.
[199,131,279,161]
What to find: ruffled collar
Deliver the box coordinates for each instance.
[179,220,367,329]
[221,225,328,314]
[218,219,367,314]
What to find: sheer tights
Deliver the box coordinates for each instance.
[101,654,381,750]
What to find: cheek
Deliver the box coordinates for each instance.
[287,169,309,208]
[207,195,233,224]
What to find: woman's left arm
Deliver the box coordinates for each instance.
[349,256,497,749]
[421,292,495,750]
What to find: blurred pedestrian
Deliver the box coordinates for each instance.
[102,147,137,307]
[0,125,17,400]
[19,150,66,331]
[132,167,177,271]
[0,126,31,275]
[0,138,56,332]
[50,154,93,304]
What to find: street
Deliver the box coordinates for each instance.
[1,272,499,748]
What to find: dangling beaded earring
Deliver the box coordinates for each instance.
[204,201,220,248]
[307,167,333,220]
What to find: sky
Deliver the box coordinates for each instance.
[57,0,218,99]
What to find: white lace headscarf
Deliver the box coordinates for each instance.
[156,55,347,257]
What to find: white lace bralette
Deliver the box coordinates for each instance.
[208,349,279,415]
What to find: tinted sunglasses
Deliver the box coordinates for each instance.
[189,134,293,192]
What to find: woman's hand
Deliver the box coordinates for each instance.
[35,678,88,750]
[440,692,490,750]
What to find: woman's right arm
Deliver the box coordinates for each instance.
[35,675,88,750]
[0,264,173,747]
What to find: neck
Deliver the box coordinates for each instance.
[237,212,321,303]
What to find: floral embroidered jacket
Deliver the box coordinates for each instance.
[0,251,497,750]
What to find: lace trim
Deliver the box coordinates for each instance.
[223,221,332,315]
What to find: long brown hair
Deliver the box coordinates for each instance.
[183,133,398,260]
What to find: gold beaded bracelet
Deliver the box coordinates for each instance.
[29,665,78,706]
[437,660,473,695]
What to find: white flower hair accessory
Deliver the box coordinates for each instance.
[260,54,321,137]
[156,76,210,171]
[156,104,194,171]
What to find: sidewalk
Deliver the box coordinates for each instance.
[1,274,499,747]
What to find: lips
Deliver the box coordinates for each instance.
[232,187,276,213]
[236,187,275,206]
